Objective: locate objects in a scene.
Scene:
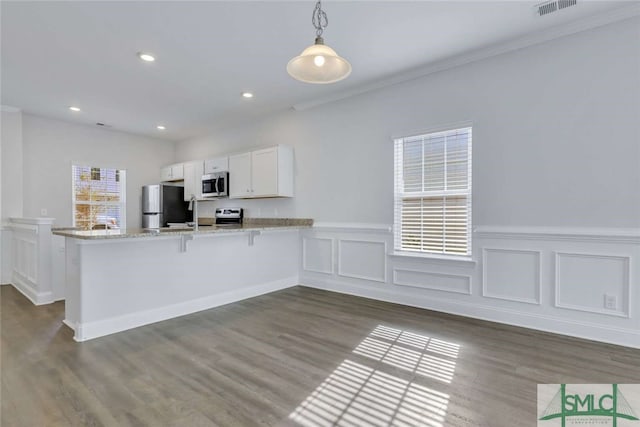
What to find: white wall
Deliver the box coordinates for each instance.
[21,114,175,228]
[176,18,640,347]
[1,109,24,222]
[176,17,640,229]
[1,108,24,283]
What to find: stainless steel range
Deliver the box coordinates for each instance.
[215,208,243,226]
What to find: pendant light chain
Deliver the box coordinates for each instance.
[312,1,328,38]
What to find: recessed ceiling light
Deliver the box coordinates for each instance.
[69,106,81,112]
[241,92,254,99]
[157,125,166,130]
[137,52,156,62]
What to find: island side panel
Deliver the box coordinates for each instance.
[72,230,300,341]
[63,237,81,331]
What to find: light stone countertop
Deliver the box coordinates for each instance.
[51,218,313,240]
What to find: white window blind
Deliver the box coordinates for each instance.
[394,127,472,256]
[72,165,126,230]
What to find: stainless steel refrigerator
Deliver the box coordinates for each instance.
[141,184,191,229]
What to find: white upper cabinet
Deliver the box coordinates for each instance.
[229,145,294,199]
[160,166,172,182]
[204,156,229,174]
[160,163,184,182]
[228,152,252,198]
[183,161,204,201]
[251,148,279,196]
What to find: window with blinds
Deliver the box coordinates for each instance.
[72,165,126,230]
[394,127,472,256]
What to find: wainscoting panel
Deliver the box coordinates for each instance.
[393,269,471,295]
[14,237,38,283]
[302,237,334,274]
[301,225,640,348]
[482,248,541,305]
[8,218,55,305]
[555,252,630,318]
[338,239,387,283]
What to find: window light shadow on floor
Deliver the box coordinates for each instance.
[289,325,461,427]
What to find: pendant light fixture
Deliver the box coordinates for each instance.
[287,1,352,84]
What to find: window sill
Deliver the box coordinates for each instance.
[388,251,477,266]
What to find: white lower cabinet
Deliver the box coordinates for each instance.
[183,161,204,201]
[229,145,293,199]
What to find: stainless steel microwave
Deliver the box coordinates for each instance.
[202,172,228,198]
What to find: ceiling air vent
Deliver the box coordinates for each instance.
[535,0,577,16]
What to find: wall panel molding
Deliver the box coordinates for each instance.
[302,237,334,275]
[337,239,387,283]
[482,248,541,305]
[554,252,631,318]
[393,268,472,295]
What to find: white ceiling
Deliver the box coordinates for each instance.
[1,1,636,141]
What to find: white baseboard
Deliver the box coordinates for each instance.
[301,278,640,349]
[62,319,76,331]
[74,276,299,342]
[10,275,54,306]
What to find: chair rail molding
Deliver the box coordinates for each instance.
[312,222,392,233]
[474,225,640,243]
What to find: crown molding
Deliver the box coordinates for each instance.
[293,3,640,112]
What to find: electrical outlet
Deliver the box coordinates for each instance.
[604,294,617,310]
[40,208,47,216]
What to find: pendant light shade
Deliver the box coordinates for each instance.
[287,2,351,84]
[287,37,351,84]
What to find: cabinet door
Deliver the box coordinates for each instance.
[251,147,278,197]
[171,164,184,180]
[183,161,204,201]
[229,152,252,198]
[160,166,172,182]
[204,157,229,174]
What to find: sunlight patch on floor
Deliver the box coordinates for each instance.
[289,325,460,427]
[354,326,459,383]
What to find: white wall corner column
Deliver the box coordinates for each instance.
[0,223,13,284]
[9,217,55,305]
[300,224,640,349]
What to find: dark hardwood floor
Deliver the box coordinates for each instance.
[1,285,638,426]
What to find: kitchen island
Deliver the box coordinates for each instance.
[53,219,312,341]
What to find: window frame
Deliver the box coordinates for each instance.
[393,125,473,259]
[71,164,127,230]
